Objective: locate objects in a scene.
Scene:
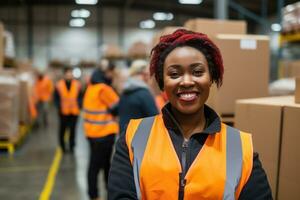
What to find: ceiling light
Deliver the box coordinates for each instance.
[153,12,174,21]
[69,18,85,27]
[139,20,155,29]
[73,68,82,78]
[179,0,203,5]
[75,0,98,5]
[271,23,281,32]
[71,9,91,18]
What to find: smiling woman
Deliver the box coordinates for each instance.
[108,29,273,200]
[163,46,212,129]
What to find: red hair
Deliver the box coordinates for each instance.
[150,29,224,89]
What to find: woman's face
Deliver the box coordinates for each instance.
[163,46,212,115]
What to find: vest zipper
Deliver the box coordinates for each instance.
[179,140,189,200]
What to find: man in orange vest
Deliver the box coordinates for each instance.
[34,72,53,127]
[83,68,119,200]
[108,29,272,199]
[54,67,82,153]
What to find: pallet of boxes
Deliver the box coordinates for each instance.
[184,18,270,126]
[0,22,36,154]
[0,65,36,155]
[235,77,300,199]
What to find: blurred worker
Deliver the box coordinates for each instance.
[118,59,158,134]
[34,72,53,127]
[108,29,272,199]
[54,67,82,153]
[83,68,119,200]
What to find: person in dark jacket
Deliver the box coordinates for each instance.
[54,67,83,153]
[83,68,119,200]
[108,29,272,199]
[118,59,159,134]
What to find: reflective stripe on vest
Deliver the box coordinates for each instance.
[224,126,242,200]
[84,119,116,125]
[83,84,119,138]
[83,108,109,115]
[131,117,243,200]
[131,116,155,199]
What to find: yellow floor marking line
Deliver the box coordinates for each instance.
[39,148,62,200]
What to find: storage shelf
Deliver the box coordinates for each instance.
[280,33,300,45]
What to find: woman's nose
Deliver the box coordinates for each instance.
[179,74,194,87]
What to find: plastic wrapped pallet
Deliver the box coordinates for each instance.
[17,72,34,124]
[0,74,20,142]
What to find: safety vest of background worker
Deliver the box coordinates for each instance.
[34,75,53,103]
[83,83,119,138]
[56,79,81,116]
[126,115,253,200]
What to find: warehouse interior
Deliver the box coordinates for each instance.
[0,0,300,200]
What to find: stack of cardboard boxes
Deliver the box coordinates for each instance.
[296,77,300,103]
[235,79,300,199]
[0,71,20,143]
[184,18,247,37]
[17,71,35,125]
[183,18,270,116]
[0,22,4,69]
[102,44,124,59]
[127,41,149,59]
[279,60,300,78]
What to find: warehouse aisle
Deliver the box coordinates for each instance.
[0,107,106,200]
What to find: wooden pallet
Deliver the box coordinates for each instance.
[0,124,31,155]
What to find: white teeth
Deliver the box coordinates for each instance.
[179,93,197,101]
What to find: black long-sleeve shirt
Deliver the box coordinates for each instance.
[108,104,273,200]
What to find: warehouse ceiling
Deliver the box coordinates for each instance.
[0,0,299,27]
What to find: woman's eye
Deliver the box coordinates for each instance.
[193,70,203,76]
[169,72,179,78]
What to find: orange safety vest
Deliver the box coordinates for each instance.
[83,83,119,138]
[56,79,80,115]
[126,115,253,200]
[34,76,53,102]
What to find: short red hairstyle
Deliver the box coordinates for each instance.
[150,29,224,89]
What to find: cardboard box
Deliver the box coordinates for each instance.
[18,71,36,124]
[0,22,4,69]
[184,18,247,38]
[206,34,270,115]
[296,77,300,103]
[278,105,300,200]
[0,73,20,142]
[279,60,300,78]
[128,41,149,58]
[235,96,300,199]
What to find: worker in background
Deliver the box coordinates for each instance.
[83,68,119,200]
[34,71,53,127]
[117,59,158,134]
[54,67,82,154]
[108,29,272,199]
